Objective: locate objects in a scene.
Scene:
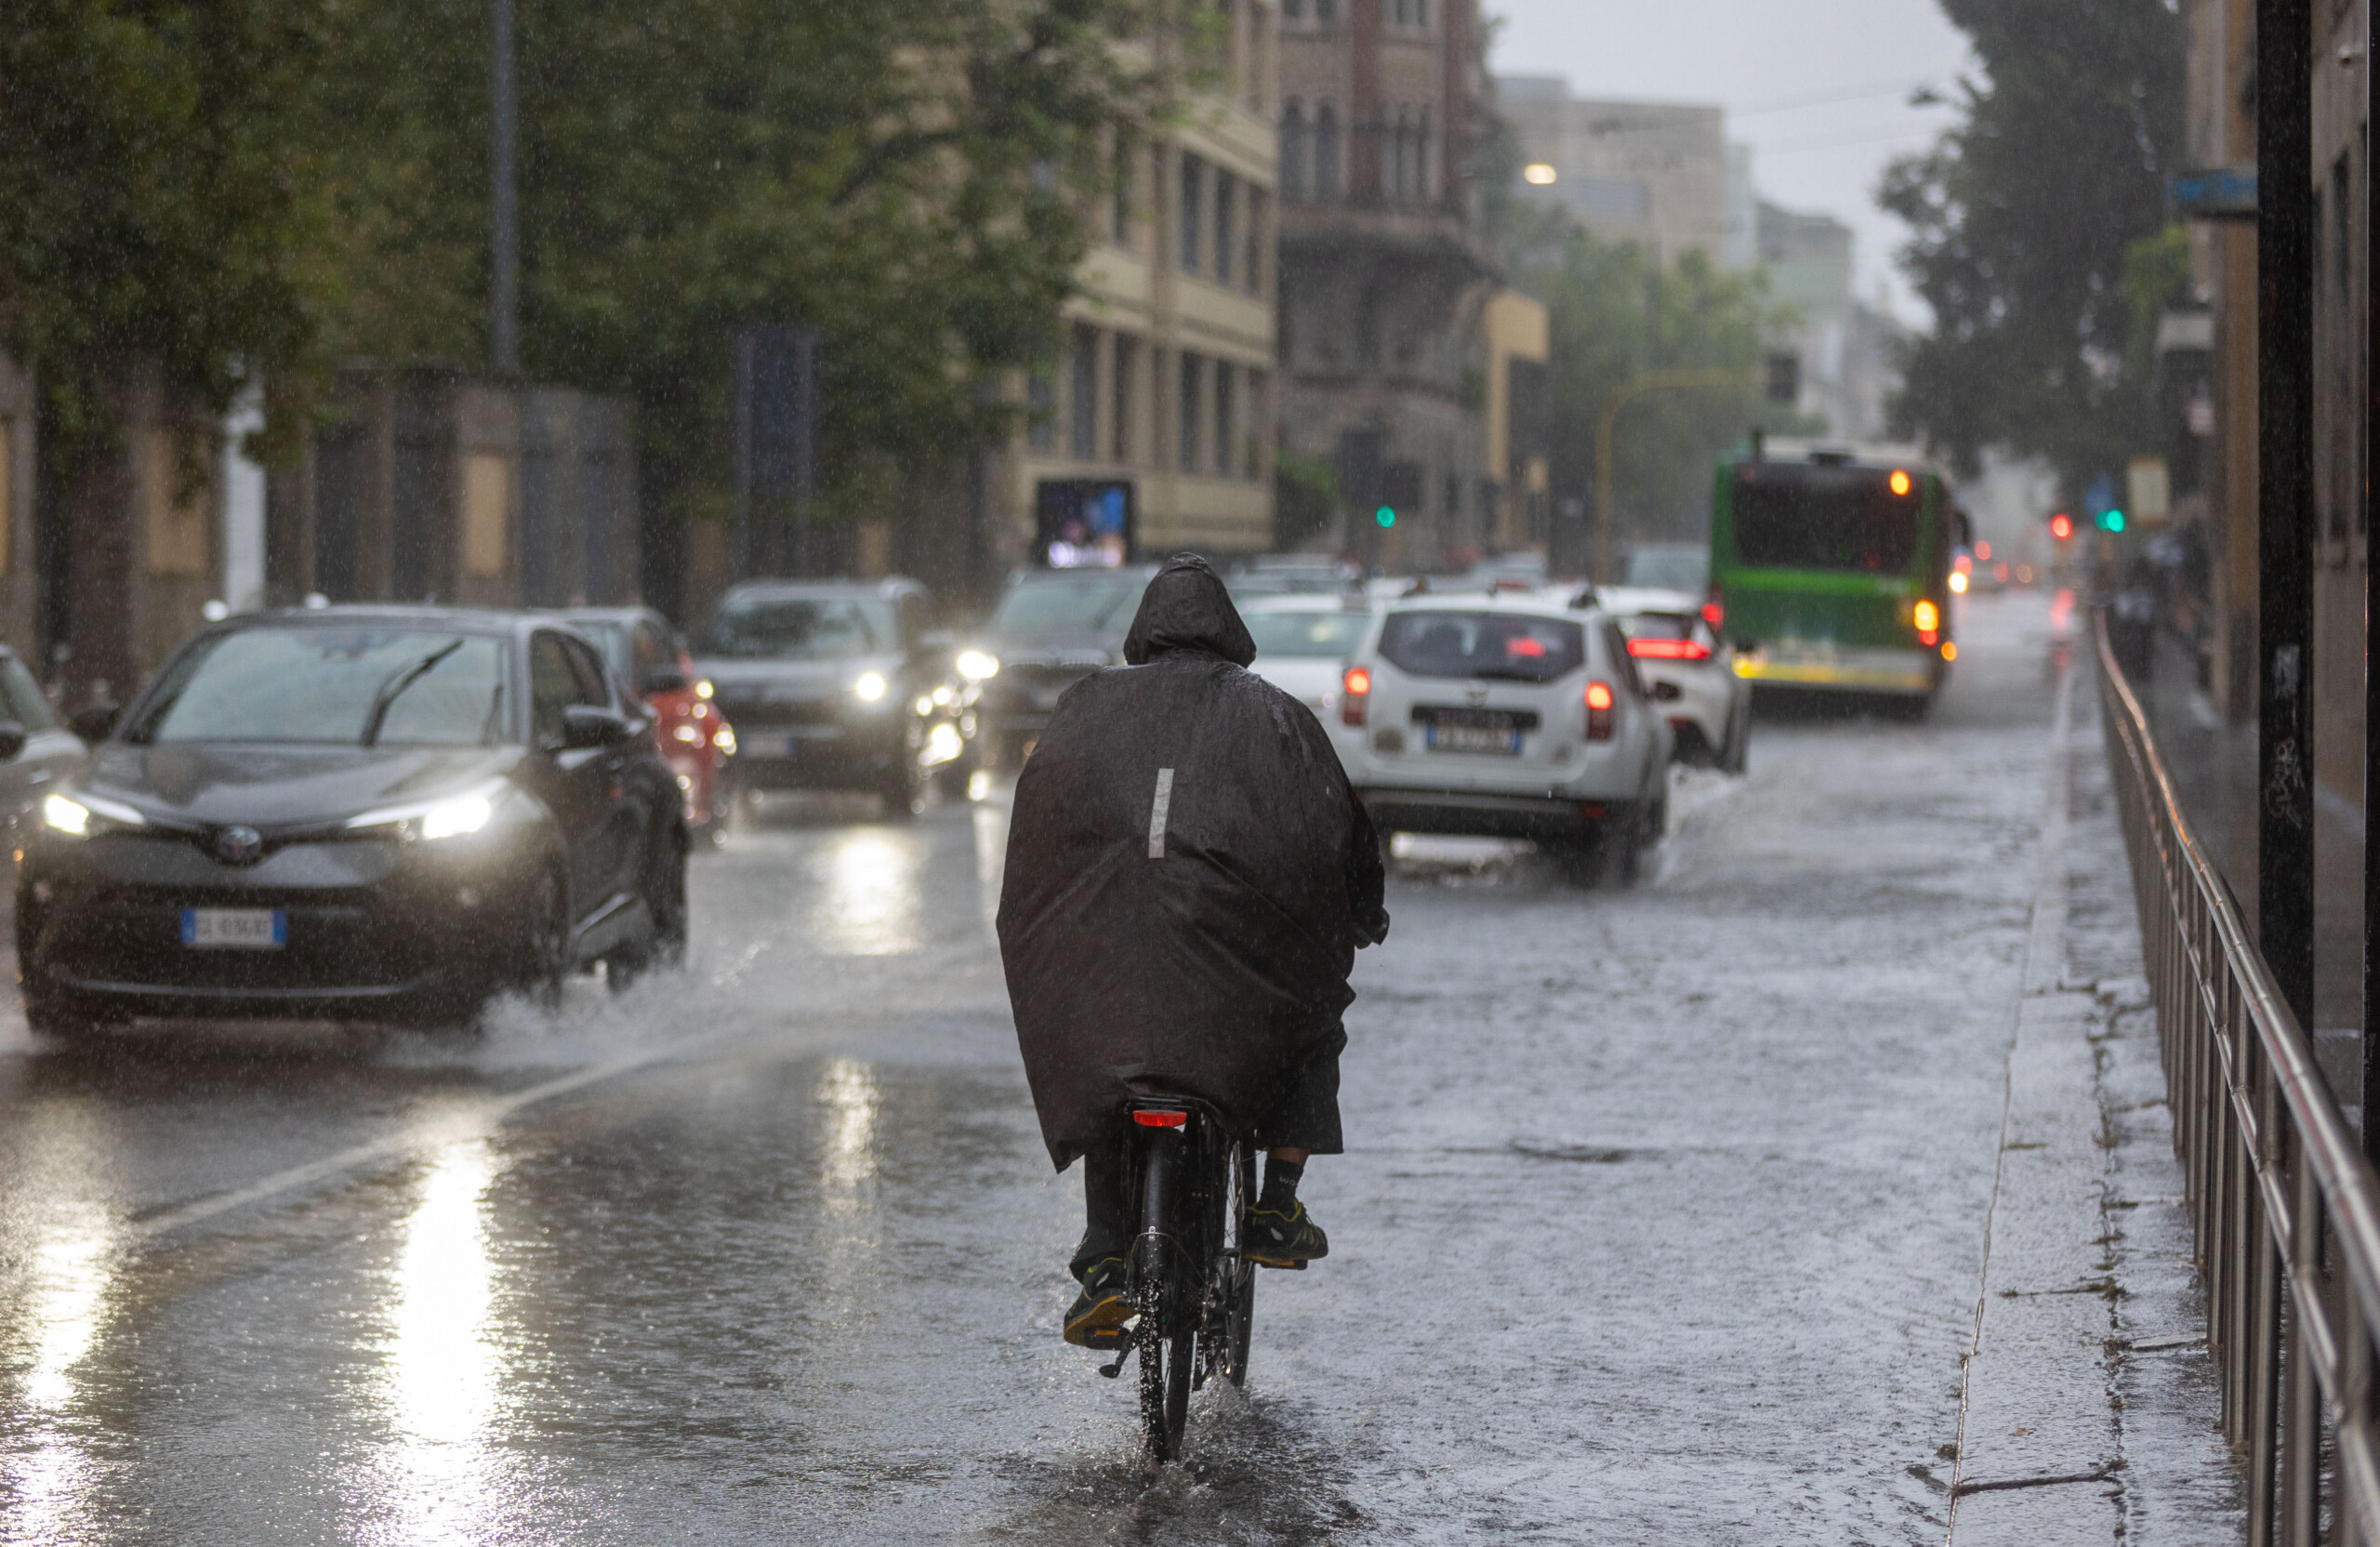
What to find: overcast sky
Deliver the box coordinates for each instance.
[1485,0,1976,327]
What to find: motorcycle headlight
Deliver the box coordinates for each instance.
[956,650,1000,681]
[43,792,147,840]
[346,785,503,842]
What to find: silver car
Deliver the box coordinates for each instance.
[1335,592,1673,880]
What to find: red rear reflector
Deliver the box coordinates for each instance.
[1627,637,1712,661]
[1577,802,1607,819]
[1132,1110,1189,1128]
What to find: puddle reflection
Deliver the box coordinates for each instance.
[818,1057,880,1202]
[815,832,926,956]
[0,1107,122,1544]
[364,1140,503,1545]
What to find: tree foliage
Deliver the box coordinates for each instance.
[0,0,338,468]
[1,0,1170,519]
[1880,0,2187,491]
[1527,232,1813,544]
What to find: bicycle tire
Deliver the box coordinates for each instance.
[1221,1144,1256,1386]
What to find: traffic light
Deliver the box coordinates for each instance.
[1375,506,1396,528]
[2050,512,2074,541]
[2096,509,2126,534]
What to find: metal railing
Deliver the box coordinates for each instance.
[2097,613,2380,1542]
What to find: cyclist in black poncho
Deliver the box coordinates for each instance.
[996,553,1390,1346]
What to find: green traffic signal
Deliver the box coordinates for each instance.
[2097,509,2125,533]
[1376,507,1396,528]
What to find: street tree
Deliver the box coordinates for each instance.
[1527,231,1811,547]
[1879,0,2187,491]
[310,0,1170,544]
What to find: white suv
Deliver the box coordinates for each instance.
[1597,585,1750,774]
[1337,592,1673,879]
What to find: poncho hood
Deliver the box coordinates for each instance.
[1122,553,1257,668]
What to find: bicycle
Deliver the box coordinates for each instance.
[1091,1099,1258,1460]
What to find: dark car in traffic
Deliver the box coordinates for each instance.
[960,565,1157,768]
[0,644,90,847]
[18,608,689,1037]
[554,606,738,843]
[693,578,955,819]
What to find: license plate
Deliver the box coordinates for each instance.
[1424,724,1524,755]
[181,908,286,949]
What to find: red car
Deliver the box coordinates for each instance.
[558,607,737,843]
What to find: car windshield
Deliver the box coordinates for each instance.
[1625,548,1710,592]
[1615,612,1693,641]
[992,575,1151,636]
[697,597,894,661]
[127,628,508,747]
[1245,610,1368,659]
[1378,611,1587,683]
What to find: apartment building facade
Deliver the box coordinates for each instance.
[991,7,1280,570]
[1275,0,1497,571]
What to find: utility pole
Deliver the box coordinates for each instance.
[2257,0,2314,1030]
[490,0,521,375]
[2363,0,2380,1161]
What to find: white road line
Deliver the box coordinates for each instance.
[125,1030,734,1245]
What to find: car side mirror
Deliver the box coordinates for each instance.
[640,667,690,697]
[0,721,27,761]
[70,704,118,744]
[562,705,635,750]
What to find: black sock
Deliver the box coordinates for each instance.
[1259,1156,1304,1212]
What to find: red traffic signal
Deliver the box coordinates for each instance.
[2049,512,2074,541]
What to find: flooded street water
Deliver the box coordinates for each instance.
[1,593,2071,1544]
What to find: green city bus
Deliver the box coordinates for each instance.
[1707,443,1963,713]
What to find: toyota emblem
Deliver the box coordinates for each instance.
[215,826,264,866]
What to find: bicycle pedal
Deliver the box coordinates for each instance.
[1095,1342,1133,1379]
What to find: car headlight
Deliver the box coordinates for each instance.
[345,785,502,842]
[43,791,146,840]
[956,649,1000,681]
[853,671,889,703]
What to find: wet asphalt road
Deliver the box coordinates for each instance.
[0,591,2070,1544]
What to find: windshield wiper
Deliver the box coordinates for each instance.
[360,640,466,747]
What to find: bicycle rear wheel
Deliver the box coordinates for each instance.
[1220,1144,1256,1386]
[1136,1301,1195,1460]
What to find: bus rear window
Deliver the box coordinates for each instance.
[1379,612,1585,682]
[1733,469,1921,574]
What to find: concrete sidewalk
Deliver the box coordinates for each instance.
[1947,664,2244,1542]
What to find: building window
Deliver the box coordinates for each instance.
[1283,0,1302,17]
[1245,189,1267,293]
[1281,104,1307,203]
[1214,172,1236,285]
[1070,324,1099,461]
[1315,0,1336,21]
[1315,104,1341,201]
[1027,361,1057,454]
[1390,113,1410,202]
[1179,352,1202,474]
[1417,109,1434,201]
[1246,372,1267,478]
[1180,153,1203,273]
[1113,336,1137,464]
[1214,364,1235,477]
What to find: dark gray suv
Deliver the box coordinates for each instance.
[692,578,948,818]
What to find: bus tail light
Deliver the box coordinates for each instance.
[1912,598,1941,647]
[1585,681,1616,741]
[1341,667,1371,726]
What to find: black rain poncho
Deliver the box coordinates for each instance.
[998,554,1390,1170]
